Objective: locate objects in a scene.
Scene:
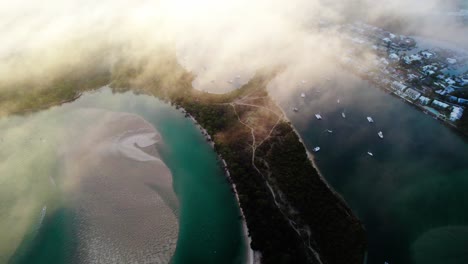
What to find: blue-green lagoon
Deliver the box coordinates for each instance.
[1,87,246,264]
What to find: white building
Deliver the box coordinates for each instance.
[445,86,455,94]
[379,58,389,65]
[403,54,422,64]
[449,107,464,122]
[446,58,457,64]
[421,51,434,59]
[407,74,419,81]
[422,65,438,76]
[445,78,456,85]
[460,78,468,86]
[458,98,468,106]
[418,96,431,105]
[404,88,421,100]
[435,89,447,96]
[389,53,400,61]
[391,81,407,92]
[432,100,450,110]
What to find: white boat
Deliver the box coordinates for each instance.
[300,93,306,98]
[326,129,333,133]
[228,80,233,84]
[367,151,374,156]
[313,147,321,152]
[342,112,346,118]
[301,80,307,84]
[315,114,322,120]
[367,116,374,123]
[378,131,384,139]
[337,99,340,104]
[293,107,299,112]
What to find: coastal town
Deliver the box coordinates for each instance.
[335,21,468,134]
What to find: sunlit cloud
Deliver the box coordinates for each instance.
[0,0,465,92]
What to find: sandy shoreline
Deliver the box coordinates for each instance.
[178,106,256,264]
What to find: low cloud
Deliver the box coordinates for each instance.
[0,0,466,92]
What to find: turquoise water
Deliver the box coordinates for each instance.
[3,87,245,263]
[278,71,468,264]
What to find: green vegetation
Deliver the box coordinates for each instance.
[258,122,366,264]
[0,70,110,116]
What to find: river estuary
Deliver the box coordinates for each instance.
[1,87,246,264]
